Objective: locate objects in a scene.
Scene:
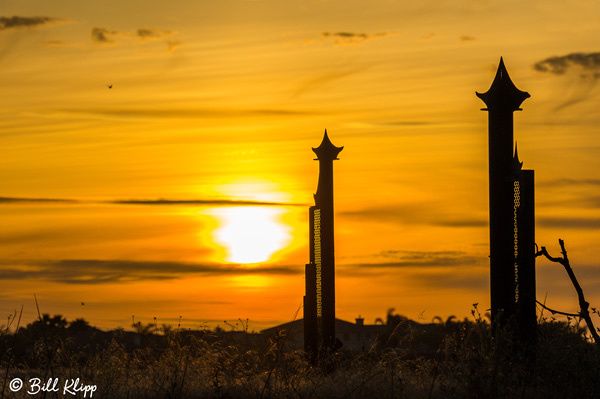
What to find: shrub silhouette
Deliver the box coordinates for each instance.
[2,312,600,398]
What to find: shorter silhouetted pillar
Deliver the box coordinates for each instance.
[304,261,318,357]
[512,151,536,342]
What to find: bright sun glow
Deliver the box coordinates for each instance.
[208,206,292,264]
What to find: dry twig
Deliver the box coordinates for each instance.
[535,239,600,343]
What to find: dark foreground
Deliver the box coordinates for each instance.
[1,311,599,399]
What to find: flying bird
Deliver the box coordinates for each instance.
[106,84,113,89]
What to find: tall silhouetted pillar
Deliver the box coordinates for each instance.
[477,58,535,332]
[304,130,343,356]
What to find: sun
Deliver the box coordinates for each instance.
[208,206,292,264]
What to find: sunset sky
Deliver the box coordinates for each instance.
[2,0,600,332]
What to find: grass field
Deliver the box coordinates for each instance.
[2,309,599,399]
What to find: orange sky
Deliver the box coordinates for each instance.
[2,0,600,332]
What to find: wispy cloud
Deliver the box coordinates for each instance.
[533,52,600,79]
[43,40,78,48]
[166,40,182,52]
[294,66,369,97]
[0,259,301,284]
[57,106,315,120]
[91,27,120,44]
[538,216,600,230]
[0,16,59,32]
[91,26,179,51]
[538,178,600,187]
[0,196,76,203]
[410,269,488,291]
[0,196,304,207]
[136,28,173,41]
[341,204,487,228]
[321,31,391,45]
[110,198,305,207]
[350,250,482,268]
[536,179,600,209]
[339,250,485,278]
[533,52,600,112]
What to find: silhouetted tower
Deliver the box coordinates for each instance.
[477,58,536,335]
[512,146,536,340]
[304,130,343,356]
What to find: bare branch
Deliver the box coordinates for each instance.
[535,246,563,264]
[537,239,600,344]
[536,300,579,318]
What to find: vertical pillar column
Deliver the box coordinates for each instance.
[304,130,342,354]
[516,168,536,340]
[477,58,530,324]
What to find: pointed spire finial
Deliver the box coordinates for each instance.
[313,129,343,161]
[512,142,524,173]
[476,57,530,112]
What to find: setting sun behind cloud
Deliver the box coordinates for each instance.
[207,206,293,264]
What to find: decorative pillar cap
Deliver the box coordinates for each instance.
[313,129,343,161]
[476,57,530,111]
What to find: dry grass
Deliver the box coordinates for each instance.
[2,310,600,399]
